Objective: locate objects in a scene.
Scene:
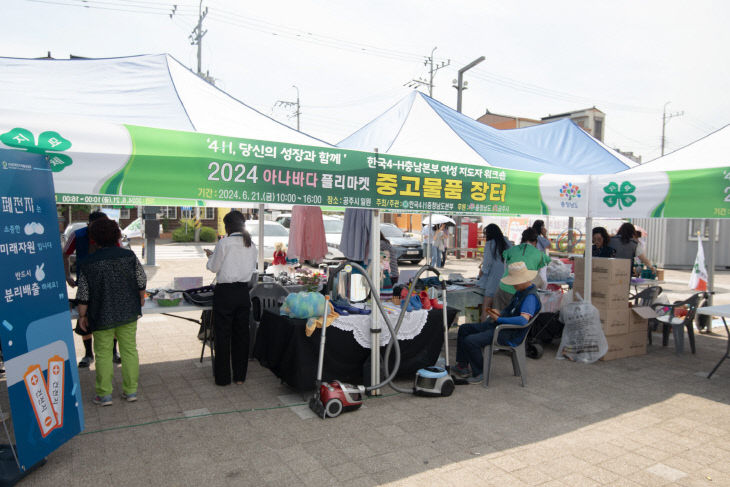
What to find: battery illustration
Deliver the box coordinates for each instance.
[23,364,58,438]
[47,355,65,429]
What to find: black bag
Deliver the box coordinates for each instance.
[183,285,215,306]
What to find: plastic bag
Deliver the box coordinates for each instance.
[279,291,325,319]
[556,294,607,363]
[546,258,571,281]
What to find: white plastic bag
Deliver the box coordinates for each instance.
[556,294,608,363]
[546,258,571,281]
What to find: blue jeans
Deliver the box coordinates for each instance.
[456,320,498,376]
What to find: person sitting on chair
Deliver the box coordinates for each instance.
[453,261,541,383]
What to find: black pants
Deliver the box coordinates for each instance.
[212,282,251,385]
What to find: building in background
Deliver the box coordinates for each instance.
[541,107,605,141]
[476,111,543,129]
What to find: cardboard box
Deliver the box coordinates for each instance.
[601,334,629,361]
[574,257,631,284]
[656,269,665,281]
[628,306,658,334]
[598,306,630,336]
[625,330,647,356]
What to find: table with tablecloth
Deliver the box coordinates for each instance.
[253,307,458,391]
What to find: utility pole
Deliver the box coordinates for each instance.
[451,56,484,259]
[661,101,684,156]
[274,85,301,131]
[188,0,208,76]
[404,47,450,97]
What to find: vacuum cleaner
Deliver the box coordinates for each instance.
[391,265,455,397]
[309,261,404,418]
[309,262,455,419]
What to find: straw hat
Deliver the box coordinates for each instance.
[500,261,537,286]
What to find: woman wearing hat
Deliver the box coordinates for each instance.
[453,261,542,383]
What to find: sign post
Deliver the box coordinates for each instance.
[0,148,84,476]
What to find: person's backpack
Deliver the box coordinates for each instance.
[183,285,215,306]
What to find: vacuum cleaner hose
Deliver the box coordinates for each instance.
[382,265,446,394]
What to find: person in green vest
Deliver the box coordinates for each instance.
[493,227,550,311]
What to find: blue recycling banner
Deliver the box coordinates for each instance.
[0,148,83,470]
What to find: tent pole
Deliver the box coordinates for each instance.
[370,209,381,395]
[258,204,265,274]
[707,219,715,307]
[583,217,592,304]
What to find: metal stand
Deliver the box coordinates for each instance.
[0,402,45,485]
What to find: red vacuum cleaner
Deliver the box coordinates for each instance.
[309,262,403,419]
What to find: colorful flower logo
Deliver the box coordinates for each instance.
[559,182,582,201]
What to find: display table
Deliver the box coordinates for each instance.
[70,300,211,318]
[253,307,458,391]
[697,304,730,378]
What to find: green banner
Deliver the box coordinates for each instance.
[89,125,560,216]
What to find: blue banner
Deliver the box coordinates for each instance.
[0,149,83,470]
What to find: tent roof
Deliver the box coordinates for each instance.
[628,123,730,172]
[0,53,330,146]
[338,91,635,174]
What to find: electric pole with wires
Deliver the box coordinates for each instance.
[274,85,301,131]
[661,101,684,156]
[404,47,450,97]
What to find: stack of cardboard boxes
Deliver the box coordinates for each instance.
[573,257,648,360]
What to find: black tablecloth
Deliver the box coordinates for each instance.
[254,307,458,391]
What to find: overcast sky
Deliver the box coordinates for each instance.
[2,0,728,162]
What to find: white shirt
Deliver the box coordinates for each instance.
[206,233,258,284]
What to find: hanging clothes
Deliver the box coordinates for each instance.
[287,205,328,262]
[340,208,371,261]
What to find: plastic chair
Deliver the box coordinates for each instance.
[629,286,663,345]
[651,292,708,354]
[249,281,290,356]
[481,312,541,387]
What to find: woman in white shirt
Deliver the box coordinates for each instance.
[204,210,258,386]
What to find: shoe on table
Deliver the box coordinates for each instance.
[121,392,137,402]
[466,374,484,384]
[78,356,94,368]
[93,394,113,406]
[451,364,470,378]
[113,353,122,364]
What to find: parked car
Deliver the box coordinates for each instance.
[246,220,290,259]
[274,213,292,229]
[322,215,344,250]
[380,223,423,264]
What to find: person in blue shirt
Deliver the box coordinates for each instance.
[453,261,542,383]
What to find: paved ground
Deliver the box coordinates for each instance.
[8,244,730,486]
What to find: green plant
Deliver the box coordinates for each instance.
[199,226,217,242]
[172,219,195,242]
[161,217,171,233]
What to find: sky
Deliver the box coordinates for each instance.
[2,0,728,162]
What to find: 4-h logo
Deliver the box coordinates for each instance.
[0,127,73,172]
[603,181,636,210]
[559,182,581,201]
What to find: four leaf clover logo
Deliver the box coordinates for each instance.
[0,127,73,172]
[603,181,636,210]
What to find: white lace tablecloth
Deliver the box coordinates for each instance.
[331,309,429,349]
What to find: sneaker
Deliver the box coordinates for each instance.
[451,364,470,378]
[121,392,137,402]
[466,374,484,384]
[113,353,122,364]
[93,394,113,406]
[78,356,94,368]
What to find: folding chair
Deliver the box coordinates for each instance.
[482,312,541,387]
[249,281,290,357]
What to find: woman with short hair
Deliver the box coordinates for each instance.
[77,218,146,406]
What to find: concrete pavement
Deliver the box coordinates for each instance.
[9,243,730,486]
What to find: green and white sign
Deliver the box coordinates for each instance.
[1,115,728,219]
